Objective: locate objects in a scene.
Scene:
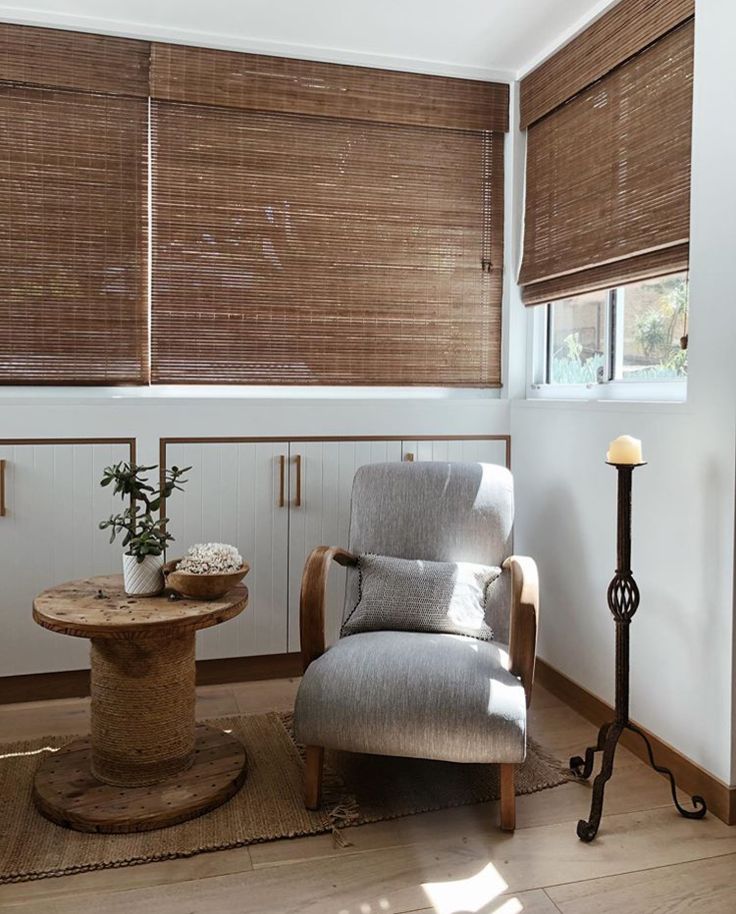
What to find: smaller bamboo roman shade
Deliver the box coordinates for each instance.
[150,46,508,386]
[518,0,694,306]
[0,24,149,384]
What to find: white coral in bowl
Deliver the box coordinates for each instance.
[177,543,244,575]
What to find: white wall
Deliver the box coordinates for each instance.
[511,0,736,784]
[1,0,734,786]
[0,394,510,469]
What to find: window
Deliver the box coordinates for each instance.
[518,0,693,405]
[547,291,607,385]
[0,22,510,389]
[536,273,688,395]
[617,274,689,381]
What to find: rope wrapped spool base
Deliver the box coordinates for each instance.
[90,633,196,786]
[31,576,248,833]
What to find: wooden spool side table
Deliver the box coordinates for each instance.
[32,575,248,834]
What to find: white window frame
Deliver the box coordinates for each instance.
[527,285,687,403]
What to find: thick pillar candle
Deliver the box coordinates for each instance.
[606,435,644,464]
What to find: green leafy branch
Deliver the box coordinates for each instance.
[99,463,190,563]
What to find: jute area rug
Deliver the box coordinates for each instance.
[0,712,571,884]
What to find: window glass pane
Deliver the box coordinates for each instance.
[616,273,688,380]
[549,291,607,384]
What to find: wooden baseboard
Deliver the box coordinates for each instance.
[196,653,303,685]
[0,669,91,704]
[0,653,303,705]
[535,658,735,825]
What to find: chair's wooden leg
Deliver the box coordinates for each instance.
[304,745,324,810]
[500,763,516,832]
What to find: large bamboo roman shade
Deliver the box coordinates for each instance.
[519,0,694,307]
[0,23,508,387]
[0,24,149,384]
[150,46,507,386]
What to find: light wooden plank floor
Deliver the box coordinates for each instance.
[1,679,733,913]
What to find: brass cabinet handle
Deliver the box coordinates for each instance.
[294,454,302,507]
[404,452,415,462]
[0,459,5,516]
[278,454,286,508]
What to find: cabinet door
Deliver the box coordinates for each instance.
[401,437,509,468]
[287,439,402,651]
[0,441,132,676]
[164,442,289,660]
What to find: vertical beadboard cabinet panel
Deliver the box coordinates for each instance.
[160,436,509,663]
[287,439,403,650]
[401,436,510,468]
[164,442,289,660]
[0,441,133,676]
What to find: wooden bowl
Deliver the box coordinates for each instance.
[163,559,250,601]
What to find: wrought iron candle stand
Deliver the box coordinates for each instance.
[570,460,707,842]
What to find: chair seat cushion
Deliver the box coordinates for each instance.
[294,630,527,764]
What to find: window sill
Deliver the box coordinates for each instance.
[518,382,689,415]
[0,385,503,404]
[527,380,686,405]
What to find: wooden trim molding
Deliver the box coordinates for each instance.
[161,435,511,466]
[535,658,736,825]
[0,438,136,449]
[0,436,136,516]
[0,439,137,476]
[0,653,303,705]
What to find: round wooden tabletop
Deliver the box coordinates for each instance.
[33,575,248,639]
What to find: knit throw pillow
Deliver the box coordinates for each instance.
[341,554,501,641]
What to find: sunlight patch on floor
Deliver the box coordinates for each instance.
[492,899,523,914]
[422,861,511,914]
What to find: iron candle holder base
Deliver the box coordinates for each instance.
[570,461,707,842]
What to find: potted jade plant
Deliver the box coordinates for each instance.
[99,462,189,596]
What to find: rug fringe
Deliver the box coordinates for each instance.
[327,800,360,847]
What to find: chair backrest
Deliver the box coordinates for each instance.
[343,461,515,641]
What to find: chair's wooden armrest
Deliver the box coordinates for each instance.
[300,546,358,672]
[503,555,539,707]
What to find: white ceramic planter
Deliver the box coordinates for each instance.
[122,553,164,596]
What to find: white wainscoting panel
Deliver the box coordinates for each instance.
[0,442,131,676]
[401,437,509,466]
[165,442,289,660]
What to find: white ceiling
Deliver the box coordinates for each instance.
[0,0,616,79]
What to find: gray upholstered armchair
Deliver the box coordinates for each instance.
[293,461,539,831]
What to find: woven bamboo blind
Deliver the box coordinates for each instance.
[0,24,149,384]
[0,21,507,387]
[519,20,693,307]
[151,43,509,133]
[519,0,694,129]
[151,102,504,386]
[0,22,150,97]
